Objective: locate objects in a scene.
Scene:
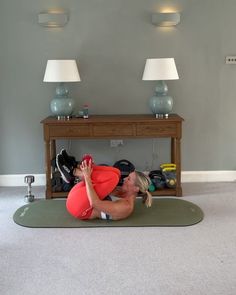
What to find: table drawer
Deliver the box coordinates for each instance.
[137,123,177,137]
[92,123,135,137]
[49,125,90,137]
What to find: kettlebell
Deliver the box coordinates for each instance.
[148,182,156,192]
[149,170,166,189]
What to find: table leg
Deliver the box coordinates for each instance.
[45,140,52,199]
[171,138,176,163]
[51,140,56,170]
[171,138,182,197]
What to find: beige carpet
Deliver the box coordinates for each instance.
[1,182,236,295]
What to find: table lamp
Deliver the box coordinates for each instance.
[142,58,179,118]
[43,60,81,119]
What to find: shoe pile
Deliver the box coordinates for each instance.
[56,150,94,186]
[56,149,78,184]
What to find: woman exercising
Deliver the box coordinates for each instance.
[56,150,153,221]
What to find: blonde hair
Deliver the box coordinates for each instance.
[134,171,153,208]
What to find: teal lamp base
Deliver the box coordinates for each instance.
[149,80,173,118]
[50,82,75,120]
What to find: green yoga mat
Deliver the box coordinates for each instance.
[13,198,203,228]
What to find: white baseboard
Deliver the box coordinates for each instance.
[0,174,46,187]
[0,171,236,187]
[182,171,236,183]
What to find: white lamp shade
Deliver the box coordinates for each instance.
[142,58,179,81]
[43,60,81,82]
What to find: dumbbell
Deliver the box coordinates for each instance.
[24,175,35,202]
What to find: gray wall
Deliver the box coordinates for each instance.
[1,0,236,174]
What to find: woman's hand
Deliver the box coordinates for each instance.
[80,159,93,180]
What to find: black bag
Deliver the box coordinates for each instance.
[113,159,135,185]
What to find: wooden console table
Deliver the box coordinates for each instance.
[41,114,184,199]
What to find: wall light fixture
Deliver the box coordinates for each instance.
[38,11,69,27]
[151,12,180,27]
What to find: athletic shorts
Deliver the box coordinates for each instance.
[100,195,112,220]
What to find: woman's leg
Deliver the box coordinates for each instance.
[66,165,120,219]
[91,165,120,197]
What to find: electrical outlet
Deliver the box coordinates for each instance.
[226,56,236,64]
[110,140,123,148]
